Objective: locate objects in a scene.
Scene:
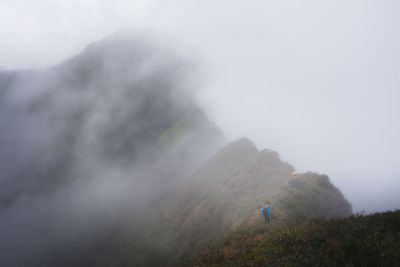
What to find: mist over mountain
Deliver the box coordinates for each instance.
[1,1,399,265]
[0,32,224,267]
[0,32,354,267]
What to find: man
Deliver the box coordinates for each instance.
[260,203,271,224]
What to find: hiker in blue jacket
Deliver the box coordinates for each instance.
[260,204,271,224]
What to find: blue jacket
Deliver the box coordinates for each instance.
[260,205,270,216]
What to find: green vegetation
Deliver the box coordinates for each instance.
[180,210,400,267]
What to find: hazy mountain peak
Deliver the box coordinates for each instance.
[216,136,257,156]
[230,136,257,148]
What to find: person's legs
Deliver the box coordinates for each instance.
[264,215,267,224]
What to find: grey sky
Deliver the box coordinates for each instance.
[1,0,399,212]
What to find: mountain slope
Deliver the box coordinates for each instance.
[102,138,351,266]
[0,32,225,267]
[181,210,400,266]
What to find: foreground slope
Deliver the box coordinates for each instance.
[103,138,351,266]
[181,210,400,266]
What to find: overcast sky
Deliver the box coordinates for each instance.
[1,0,399,212]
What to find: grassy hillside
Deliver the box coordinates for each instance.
[99,138,352,266]
[180,210,400,266]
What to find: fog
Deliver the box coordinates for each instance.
[0,0,399,230]
[0,31,225,266]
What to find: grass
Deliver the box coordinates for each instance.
[179,210,400,267]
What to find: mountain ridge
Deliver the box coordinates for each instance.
[98,137,352,266]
